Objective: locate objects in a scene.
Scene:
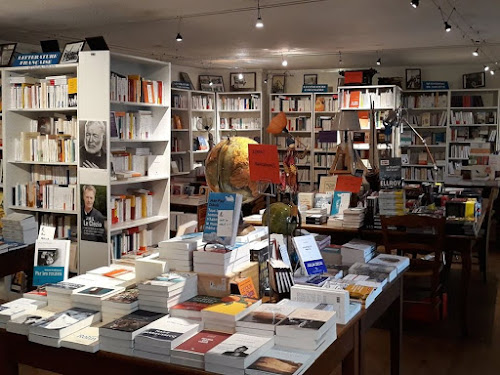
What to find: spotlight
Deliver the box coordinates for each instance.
[209,80,213,86]
[238,73,244,79]
[377,57,381,66]
[445,22,451,32]
[264,78,268,84]
[410,0,419,9]
[484,65,490,72]
[282,59,288,67]
[255,0,264,28]
[473,48,479,57]
[176,33,183,42]
[491,70,495,76]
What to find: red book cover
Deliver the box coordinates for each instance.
[174,330,231,354]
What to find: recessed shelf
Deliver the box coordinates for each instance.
[9,160,77,166]
[9,206,78,215]
[9,107,77,112]
[111,215,169,233]
[171,172,191,176]
[111,100,169,109]
[219,109,261,113]
[171,107,189,111]
[111,176,169,186]
[191,108,215,112]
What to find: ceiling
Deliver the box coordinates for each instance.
[1,0,500,70]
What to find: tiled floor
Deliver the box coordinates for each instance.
[19,251,500,375]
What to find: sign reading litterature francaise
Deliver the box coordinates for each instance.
[13,52,62,67]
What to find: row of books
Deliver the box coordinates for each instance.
[12,182,77,211]
[110,72,166,105]
[450,94,486,107]
[403,93,448,108]
[271,96,311,112]
[111,226,152,259]
[29,116,78,138]
[30,165,78,185]
[9,75,77,109]
[400,129,445,146]
[39,213,75,240]
[219,117,261,130]
[110,110,153,140]
[275,136,311,149]
[218,96,260,111]
[192,95,214,110]
[449,144,471,159]
[341,89,395,109]
[172,93,189,109]
[450,127,496,142]
[315,96,339,112]
[401,150,446,166]
[403,166,444,181]
[406,111,447,127]
[15,132,76,163]
[450,110,497,125]
[111,148,151,176]
[110,190,154,224]
[378,189,405,216]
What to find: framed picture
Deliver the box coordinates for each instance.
[199,75,225,92]
[271,74,286,93]
[304,74,318,85]
[0,43,17,67]
[230,72,256,91]
[405,68,422,90]
[463,72,485,89]
[60,41,86,64]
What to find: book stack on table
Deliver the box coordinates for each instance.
[158,233,205,272]
[340,239,376,265]
[193,242,252,276]
[0,298,47,329]
[101,288,139,323]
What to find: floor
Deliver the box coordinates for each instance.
[19,250,500,375]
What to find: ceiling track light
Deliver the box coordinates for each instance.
[255,0,263,28]
[484,65,490,72]
[410,0,419,9]
[491,70,495,76]
[282,59,288,67]
[176,33,183,42]
[444,21,451,32]
[176,17,183,42]
[377,57,381,66]
[473,48,479,57]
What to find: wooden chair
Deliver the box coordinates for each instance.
[381,214,447,319]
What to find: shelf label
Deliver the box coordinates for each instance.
[13,52,61,67]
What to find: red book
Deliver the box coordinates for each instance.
[170,295,223,320]
[172,330,231,359]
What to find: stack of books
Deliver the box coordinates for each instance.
[347,262,398,284]
[170,330,231,369]
[305,214,328,225]
[6,309,55,335]
[204,333,274,375]
[60,326,100,353]
[378,189,406,216]
[137,272,198,313]
[87,265,136,288]
[246,347,314,375]
[0,298,47,329]
[193,242,251,276]
[369,253,410,273]
[342,208,366,229]
[46,281,86,310]
[169,295,222,321]
[200,295,262,333]
[133,315,201,363]
[71,285,125,310]
[99,310,165,355]
[340,239,376,265]
[314,234,331,250]
[235,303,296,337]
[158,233,204,272]
[28,307,100,348]
[2,212,37,244]
[275,307,337,351]
[101,288,139,323]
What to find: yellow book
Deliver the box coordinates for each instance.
[201,295,261,320]
[68,77,77,95]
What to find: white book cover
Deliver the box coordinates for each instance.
[60,326,100,353]
[236,303,296,330]
[0,298,47,323]
[205,333,274,368]
[6,309,55,335]
[33,239,71,286]
[246,347,314,375]
[72,286,125,305]
[276,308,336,340]
[292,235,327,276]
[369,254,410,273]
[29,307,100,339]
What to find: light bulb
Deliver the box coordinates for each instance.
[176,33,183,42]
[255,16,264,28]
[238,73,243,79]
[490,70,495,76]
[445,22,451,32]
[410,0,419,8]
[209,80,213,86]
[473,48,479,57]
[484,65,490,71]
[376,58,381,66]
[282,59,288,67]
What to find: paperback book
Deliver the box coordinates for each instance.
[33,239,71,286]
[29,307,100,339]
[99,310,166,340]
[203,192,243,246]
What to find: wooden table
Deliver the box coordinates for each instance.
[0,244,34,279]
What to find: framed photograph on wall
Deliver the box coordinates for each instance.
[230,72,256,91]
[405,68,422,90]
[272,74,286,93]
[463,72,485,89]
[199,75,225,92]
[60,41,86,64]
[0,43,17,67]
[304,74,318,85]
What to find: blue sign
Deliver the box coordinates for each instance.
[304,259,327,275]
[13,52,62,67]
[33,266,65,286]
[171,81,193,90]
[302,84,328,93]
[423,81,449,90]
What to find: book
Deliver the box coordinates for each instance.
[0,298,47,323]
[72,286,125,308]
[29,307,100,339]
[246,347,313,375]
[348,262,398,283]
[169,295,223,320]
[203,192,243,246]
[6,309,55,335]
[344,283,381,307]
[369,254,410,273]
[330,191,351,216]
[275,308,336,341]
[102,288,139,310]
[99,310,165,340]
[60,326,99,353]
[201,295,262,324]
[171,330,231,362]
[236,303,296,333]
[292,235,327,276]
[33,239,71,286]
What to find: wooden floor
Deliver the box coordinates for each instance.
[19,250,500,375]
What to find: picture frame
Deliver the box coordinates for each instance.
[405,68,422,90]
[271,74,286,93]
[463,72,485,89]
[60,41,86,64]
[199,75,225,92]
[179,71,194,89]
[304,74,318,85]
[0,43,17,67]
[230,72,256,91]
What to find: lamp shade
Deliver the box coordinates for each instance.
[331,111,361,131]
[267,111,287,134]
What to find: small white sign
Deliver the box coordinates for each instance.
[38,225,56,240]
[217,210,233,237]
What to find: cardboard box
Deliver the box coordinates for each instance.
[197,262,259,298]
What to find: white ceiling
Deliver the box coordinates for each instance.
[1,0,500,70]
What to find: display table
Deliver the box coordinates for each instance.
[0,273,405,375]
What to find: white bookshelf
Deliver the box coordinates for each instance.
[216,91,263,145]
[171,88,216,173]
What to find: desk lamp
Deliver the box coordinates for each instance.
[329,111,360,175]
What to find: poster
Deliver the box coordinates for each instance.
[80,120,107,169]
[81,184,107,243]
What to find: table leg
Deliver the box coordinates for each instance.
[390,278,403,375]
[342,320,359,375]
[460,243,473,336]
[0,333,18,375]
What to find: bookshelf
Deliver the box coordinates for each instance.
[2,63,79,266]
[400,90,449,183]
[171,88,216,173]
[216,91,263,144]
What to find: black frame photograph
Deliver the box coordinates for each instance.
[60,40,86,64]
[0,43,17,67]
[406,68,422,90]
[463,72,486,89]
[229,72,256,91]
[199,75,225,92]
[304,74,318,85]
[271,74,286,93]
